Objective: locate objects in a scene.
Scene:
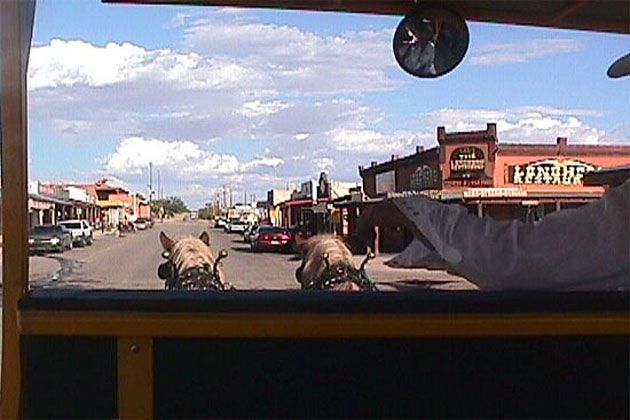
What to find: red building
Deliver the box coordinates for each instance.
[359,123,630,252]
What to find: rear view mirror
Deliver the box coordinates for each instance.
[393,6,469,78]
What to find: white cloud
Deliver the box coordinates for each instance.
[27,32,394,143]
[328,128,422,154]
[470,38,581,65]
[181,17,400,94]
[313,157,334,170]
[105,136,283,176]
[420,107,606,144]
[237,100,291,118]
[601,123,630,144]
[28,39,261,90]
[242,156,284,170]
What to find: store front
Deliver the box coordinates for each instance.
[360,123,630,251]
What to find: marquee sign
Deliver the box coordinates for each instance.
[508,159,597,186]
[449,146,486,179]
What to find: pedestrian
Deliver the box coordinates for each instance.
[357,179,630,290]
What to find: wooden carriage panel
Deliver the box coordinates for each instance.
[17,290,630,418]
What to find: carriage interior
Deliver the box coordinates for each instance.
[1,0,629,418]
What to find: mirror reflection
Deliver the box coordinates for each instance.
[393,7,469,78]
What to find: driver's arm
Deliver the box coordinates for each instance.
[359,180,630,290]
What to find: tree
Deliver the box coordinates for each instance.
[151,196,189,217]
[197,206,215,220]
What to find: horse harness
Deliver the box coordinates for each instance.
[304,264,378,291]
[158,261,230,291]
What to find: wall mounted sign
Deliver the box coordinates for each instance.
[376,170,396,194]
[449,146,486,179]
[463,188,527,199]
[410,164,440,190]
[508,159,597,185]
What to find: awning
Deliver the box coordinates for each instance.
[29,193,72,206]
[279,198,330,207]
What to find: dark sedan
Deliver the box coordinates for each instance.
[250,226,293,252]
[29,225,73,254]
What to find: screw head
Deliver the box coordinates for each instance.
[130,344,140,353]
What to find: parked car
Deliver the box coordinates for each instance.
[226,219,249,233]
[214,217,227,228]
[29,225,73,254]
[134,217,150,230]
[58,219,93,246]
[250,226,293,252]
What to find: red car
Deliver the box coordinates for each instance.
[250,226,293,252]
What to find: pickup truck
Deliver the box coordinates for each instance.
[58,219,93,247]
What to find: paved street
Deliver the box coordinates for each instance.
[24,219,473,291]
[3,219,475,291]
[0,220,474,370]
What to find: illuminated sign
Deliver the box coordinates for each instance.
[449,146,486,179]
[410,165,440,190]
[508,159,597,185]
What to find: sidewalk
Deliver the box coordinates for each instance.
[0,247,62,286]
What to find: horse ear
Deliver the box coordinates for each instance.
[160,231,174,251]
[199,231,210,246]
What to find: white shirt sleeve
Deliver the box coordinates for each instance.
[392,180,630,290]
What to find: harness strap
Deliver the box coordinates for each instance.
[160,262,227,290]
[305,265,378,291]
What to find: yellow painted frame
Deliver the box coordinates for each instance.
[118,337,154,419]
[18,311,630,337]
[0,0,36,418]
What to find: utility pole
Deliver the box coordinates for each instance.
[157,170,161,200]
[222,185,227,214]
[148,162,153,218]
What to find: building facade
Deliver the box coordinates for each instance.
[278,173,361,234]
[360,123,630,251]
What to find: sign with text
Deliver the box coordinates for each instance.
[375,170,396,194]
[443,178,494,187]
[463,188,527,199]
[508,159,597,185]
[449,146,486,179]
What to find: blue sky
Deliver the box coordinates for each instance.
[28,0,629,208]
